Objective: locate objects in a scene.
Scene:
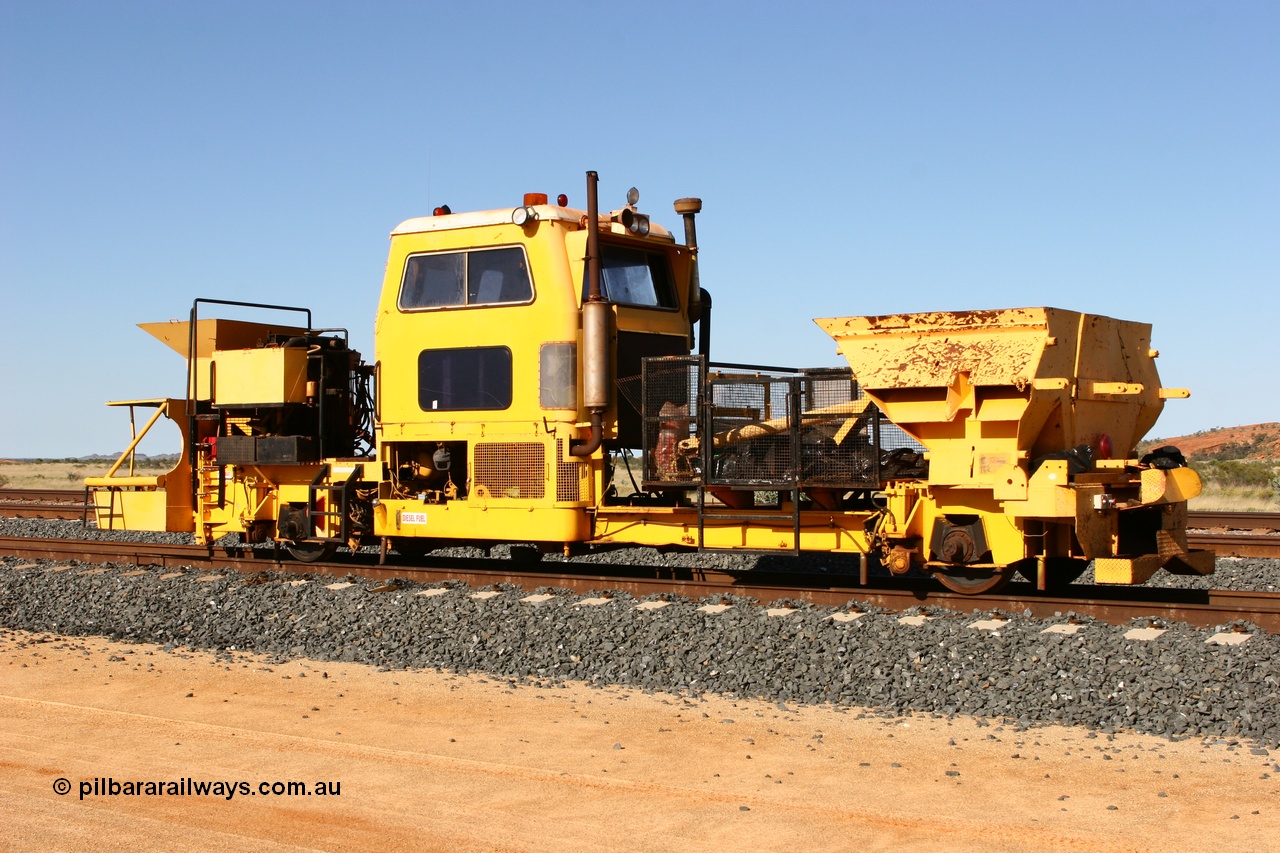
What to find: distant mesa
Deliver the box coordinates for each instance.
[0,453,181,464]
[1139,422,1280,463]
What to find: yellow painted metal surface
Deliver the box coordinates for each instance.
[815,308,1170,469]
[86,398,194,534]
[593,506,872,554]
[1140,466,1203,505]
[372,205,693,538]
[91,489,173,532]
[85,475,167,488]
[1092,548,1214,585]
[1095,554,1164,585]
[140,319,307,400]
[90,191,1210,590]
[378,499,589,543]
[809,307,1210,584]
[212,347,308,406]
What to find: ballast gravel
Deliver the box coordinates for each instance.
[1,516,1277,748]
[2,516,1278,590]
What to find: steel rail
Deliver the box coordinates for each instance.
[2,535,1277,633]
[5,490,1280,547]
[0,489,88,501]
[0,489,87,520]
[1189,511,1280,531]
[1181,533,1280,559]
[2,489,1280,554]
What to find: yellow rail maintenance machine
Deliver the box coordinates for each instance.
[88,171,1213,594]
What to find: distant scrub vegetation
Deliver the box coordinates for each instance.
[1195,459,1279,491]
[1137,427,1280,504]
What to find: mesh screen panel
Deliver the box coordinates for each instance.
[473,443,546,499]
[641,356,703,486]
[872,420,929,479]
[639,358,928,489]
[796,368,880,487]
[555,439,583,503]
[705,373,796,485]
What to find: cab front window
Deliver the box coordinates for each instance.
[583,244,677,309]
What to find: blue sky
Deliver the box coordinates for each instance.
[1,1,1276,457]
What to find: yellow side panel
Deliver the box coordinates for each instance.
[377,500,589,543]
[212,347,308,406]
[1002,460,1080,518]
[593,507,874,553]
[93,490,177,532]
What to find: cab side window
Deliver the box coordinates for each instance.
[400,247,533,311]
[418,347,512,411]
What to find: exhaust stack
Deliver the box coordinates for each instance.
[572,170,608,457]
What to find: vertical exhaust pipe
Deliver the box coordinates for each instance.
[674,197,702,321]
[674,197,709,357]
[573,170,608,457]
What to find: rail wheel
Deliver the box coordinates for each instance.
[933,563,1016,595]
[1015,557,1090,591]
[285,541,338,563]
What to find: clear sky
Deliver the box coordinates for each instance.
[1,1,1276,457]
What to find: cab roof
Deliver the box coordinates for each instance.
[391,205,674,241]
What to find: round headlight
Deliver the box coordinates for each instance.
[512,206,535,226]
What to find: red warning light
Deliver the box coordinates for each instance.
[1097,433,1113,460]
[523,193,548,206]
[557,194,568,206]
[433,205,452,216]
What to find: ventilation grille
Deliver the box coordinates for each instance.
[556,439,584,503]
[474,443,545,499]
[224,417,253,436]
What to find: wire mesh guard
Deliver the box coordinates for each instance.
[635,358,925,490]
[636,356,703,486]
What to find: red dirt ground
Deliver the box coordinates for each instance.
[1143,423,1280,461]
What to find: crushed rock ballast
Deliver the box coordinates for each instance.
[1,549,1276,749]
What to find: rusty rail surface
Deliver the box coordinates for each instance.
[1189,511,1280,531]
[2,489,1279,556]
[0,489,87,520]
[2,535,1277,633]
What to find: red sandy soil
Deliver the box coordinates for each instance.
[1,631,1276,852]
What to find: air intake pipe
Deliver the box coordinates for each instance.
[572,170,608,457]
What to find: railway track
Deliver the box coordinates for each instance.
[2,534,1277,633]
[0,488,88,521]
[3,489,1278,556]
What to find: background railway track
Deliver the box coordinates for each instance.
[2,532,1277,632]
[0,489,88,521]
[3,488,1277,557]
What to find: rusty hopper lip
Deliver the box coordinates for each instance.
[814,307,1175,463]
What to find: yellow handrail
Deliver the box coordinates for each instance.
[102,401,170,479]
